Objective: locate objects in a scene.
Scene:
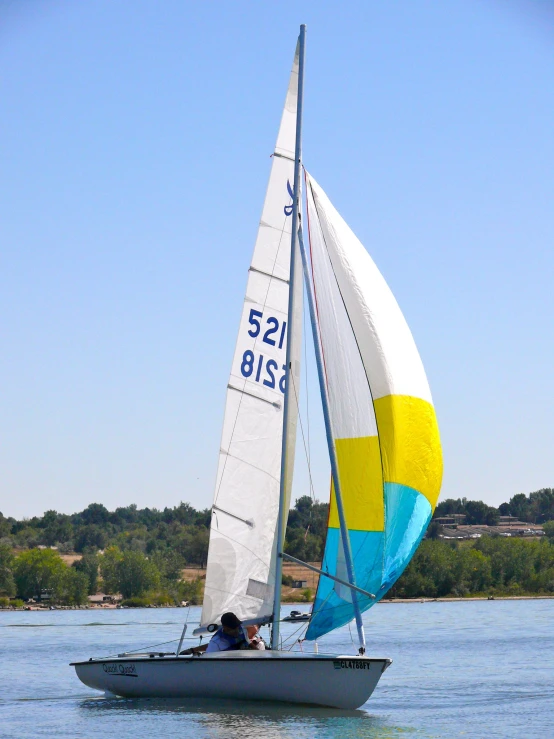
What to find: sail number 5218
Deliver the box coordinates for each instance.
[241,309,287,392]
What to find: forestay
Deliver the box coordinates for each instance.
[304,173,442,641]
[198,46,303,630]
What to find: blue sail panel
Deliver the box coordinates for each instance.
[306,483,432,641]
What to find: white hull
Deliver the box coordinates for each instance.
[72,650,391,709]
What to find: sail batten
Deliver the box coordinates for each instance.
[304,172,442,641]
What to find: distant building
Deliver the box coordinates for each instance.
[434,514,466,525]
[87,593,121,605]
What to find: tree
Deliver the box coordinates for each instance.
[426,521,442,540]
[74,525,107,552]
[453,547,492,593]
[434,498,467,517]
[116,551,160,599]
[0,512,12,539]
[151,550,185,586]
[54,568,89,605]
[73,553,99,595]
[178,578,203,605]
[13,549,67,600]
[499,489,554,524]
[186,529,209,567]
[80,503,110,526]
[0,543,15,597]
[543,521,554,541]
[99,546,124,594]
[284,530,323,561]
[464,501,499,526]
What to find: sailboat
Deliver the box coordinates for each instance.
[72,25,442,709]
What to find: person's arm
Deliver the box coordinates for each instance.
[245,624,263,649]
[206,636,224,653]
[179,643,208,656]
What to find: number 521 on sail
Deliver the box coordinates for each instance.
[238,308,287,393]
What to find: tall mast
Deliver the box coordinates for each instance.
[298,225,366,651]
[271,23,306,651]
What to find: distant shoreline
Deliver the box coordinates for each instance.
[379,595,554,603]
[2,594,553,612]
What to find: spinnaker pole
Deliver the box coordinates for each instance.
[271,23,306,651]
[297,224,367,652]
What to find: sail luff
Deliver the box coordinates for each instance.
[198,37,304,633]
[271,23,306,650]
[297,224,368,649]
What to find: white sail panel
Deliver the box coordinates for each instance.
[306,174,431,403]
[200,45,302,629]
[306,197,377,441]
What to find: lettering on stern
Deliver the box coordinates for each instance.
[102,662,138,677]
[333,659,371,670]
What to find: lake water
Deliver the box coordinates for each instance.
[0,600,551,739]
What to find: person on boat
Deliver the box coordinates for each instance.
[205,612,265,653]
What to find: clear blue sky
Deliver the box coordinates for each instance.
[1,1,552,519]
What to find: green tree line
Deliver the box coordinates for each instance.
[388,535,554,598]
[0,544,203,607]
[0,502,211,562]
[2,532,553,607]
[0,489,552,607]
[2,488,549,565]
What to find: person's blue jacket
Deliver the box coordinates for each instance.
[205,626,249,653]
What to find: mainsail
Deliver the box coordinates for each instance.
[199,45,303,629]
[304,173,443,641]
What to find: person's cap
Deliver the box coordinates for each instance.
[221,612,242,629]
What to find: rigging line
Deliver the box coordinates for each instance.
[308,182,388,579]
[101,639,180,659]
[101,632,225,660]
[283,621,311,649]
[303,293,312,483]
[289,369,316,502]
[281,587,334,649]
[214,201,294,508]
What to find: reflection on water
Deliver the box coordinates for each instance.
[78,696,413,739]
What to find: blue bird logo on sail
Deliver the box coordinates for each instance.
[284,180,294,216]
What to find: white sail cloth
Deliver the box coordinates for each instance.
[198,44,302,630]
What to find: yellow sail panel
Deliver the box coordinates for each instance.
[374,395,442,510]
[328,436,384,532]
